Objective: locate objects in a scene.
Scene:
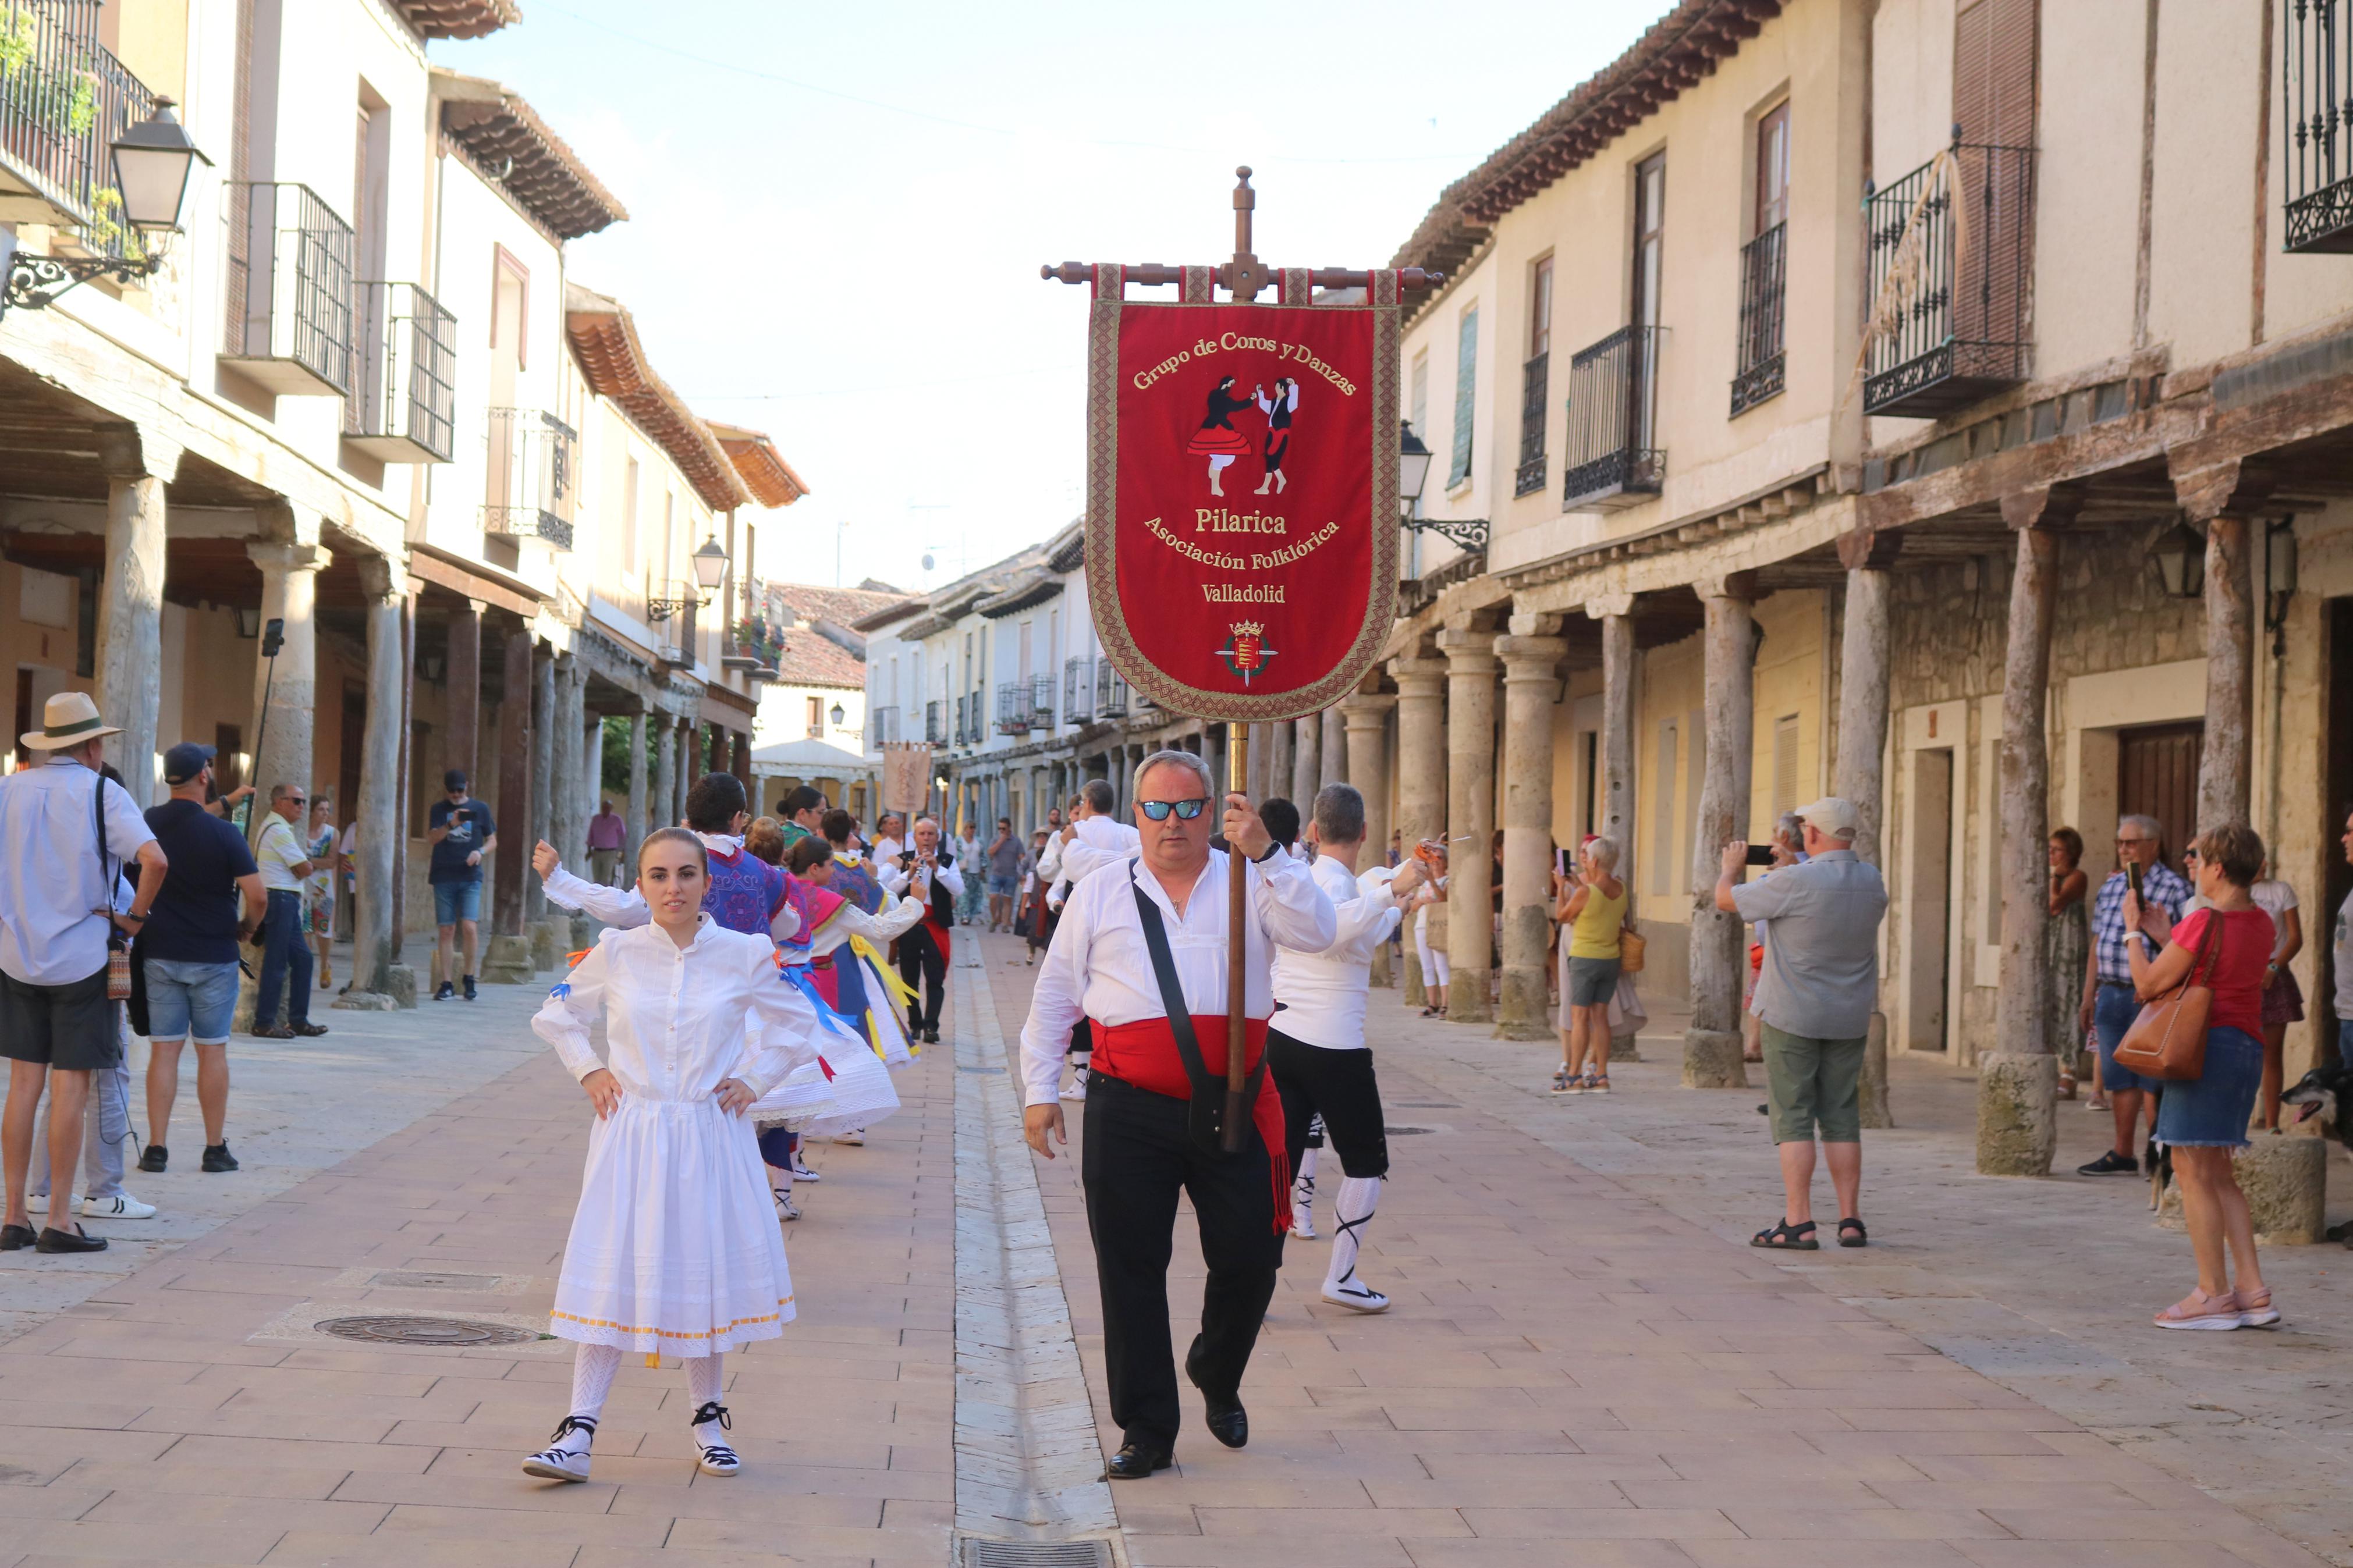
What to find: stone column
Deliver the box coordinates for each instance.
[1684,576,1756,1087]
[1392,656,1448,1006]
[1265,720,1293,806]
[1495,618,1566,1040]
[1291,711,1321,805]
[674,719,694,821]
[650,710,675,841]
[2199,520,2256,827]
[335,557,407,1011]
[1438,627,1499,1024]
[1834,532,1898,1126]
[444,600,482,786]
[1589,599,1636,859]
[484,627,535,983]
[94,425,176,803]
[732,729,751,786]
[626,710,650,866]
[1342,693,1397,985]
[1979,491,2071,1174]
[527,651,555,925]
[389,591,415,987]
[246,538,324,811]
[1321,705,1347,794]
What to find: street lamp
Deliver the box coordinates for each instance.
[691,535,730,598]
[1397,419,1433,513]
[2,100,210,321]
[2150,521,2205,599]
[829,701,847,728]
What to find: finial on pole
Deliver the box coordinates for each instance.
[1226,165,1268,303]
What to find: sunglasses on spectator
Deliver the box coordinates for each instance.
[1138,798,1208,822]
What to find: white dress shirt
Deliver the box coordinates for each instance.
[1270,856,1405,1049]
[540,841,802,943]
[1018,847,1336,1107]
[0,755,157,986]
[896,853,964,904]
[531,916,818,1100]
[1053,815,1144,898]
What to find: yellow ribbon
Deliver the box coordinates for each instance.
[850,935,919,1007]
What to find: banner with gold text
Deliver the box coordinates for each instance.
[1084,267,1400,720]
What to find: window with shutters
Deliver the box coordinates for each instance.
[1652,720,1678,895]
[1861,0,2036,417]
[1563,155,1667,511]
[1733,101,1790,415]
[1517,258,1554,496]
[1447,305,1478,489]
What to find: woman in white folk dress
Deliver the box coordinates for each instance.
[522,829,822,1485]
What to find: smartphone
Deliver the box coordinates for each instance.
[1744,844,1777,867]
[1555,847,1567,878]
[2125,860,2143,902]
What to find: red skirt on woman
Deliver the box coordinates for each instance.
[1186,425,1252,456]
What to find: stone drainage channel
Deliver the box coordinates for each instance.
[949,942,1126,1568]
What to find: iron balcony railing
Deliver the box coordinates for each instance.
[482,408,577,550]
[925,700,945,746]
[1095,660,1129,718]
[343,282,455,462]
[870,706,900,745]
[995,682,1034,736]
[1731,222,1787,416]
[1514,351,1549,497]
[2286,0,2353,250]
[967,691,985,742]
[722,616,781,675]
[953,694,970,745]
[1862,138,2034,418]
[1030,673,1055,725]
[1063,656,1094,722]
[1560,324,1666,511]
[0,0,157,254]
[222,181,354,396]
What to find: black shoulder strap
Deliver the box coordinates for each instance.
[1128,858,1216,1097]
[93,770,112,888]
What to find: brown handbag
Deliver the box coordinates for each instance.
[1617,922,1646,975]
[2111,910,2224,1082]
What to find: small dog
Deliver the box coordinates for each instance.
[2280,1061,2353,1246]
[2143,1086,2173,1213]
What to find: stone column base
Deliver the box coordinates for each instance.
[331,990,398,1012]
[381,963,418,1009]
[1610,1030,1642,1064]
[2157,1134,2327,1244]
[480,934,535,984]
[1682,1029,1747,1088]
[1369,945,1392,989]
[530,917,567,973]
[1403,949,1424,1008]
[1859,1011,1893,1130]
[1975,1051,2057,1175]
[1495,967,1551,1041]
[569,913,594,949]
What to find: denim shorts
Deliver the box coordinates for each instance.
[433,879,484,926]
[2154,1025,2263,1149]
[143,957,242,1045]
[1564,956,1622,1008]
[2092,983,2162,1096]
[987,873,1018,897]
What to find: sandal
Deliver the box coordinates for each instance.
[1750,1219,1819,1250]
[2153,1288,2242,1331]
[1837,1217,1868,1248]
[2056,1073,2077,1101]
[2234,1286,2280,1328]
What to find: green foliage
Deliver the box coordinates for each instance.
[600,714,665,797]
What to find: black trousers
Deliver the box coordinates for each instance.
[1268,1029,1389,1179]
[897,928,947,1032]
[1080,1071,1284,1451]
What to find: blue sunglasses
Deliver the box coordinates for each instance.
[1138,797,1209,822]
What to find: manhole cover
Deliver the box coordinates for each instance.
[963,1542,1111,1568]
[314,1315,537,1347]
[370,1271,501,1292]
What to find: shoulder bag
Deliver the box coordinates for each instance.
[2112,909,2223,1082]
[1128,861,1259,1158]
[1617,915,1646,975]
[94,774,133,1002]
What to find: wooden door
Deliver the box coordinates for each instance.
[2117,721,2203,867]
[1904,748,1954,1053]
[2322,600,2353,1032]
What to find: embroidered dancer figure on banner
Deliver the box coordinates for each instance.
[520,828,821,1487]
[1187,375,1256,496]
[1252,378,1298,495]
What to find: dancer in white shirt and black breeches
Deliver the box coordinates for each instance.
[1267,783,1432,1314]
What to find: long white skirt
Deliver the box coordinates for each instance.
[549,1094,794,1355]
[858,951,917,1069]
[794,1028,900,1139]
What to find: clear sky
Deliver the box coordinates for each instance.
[432,1,1665,595]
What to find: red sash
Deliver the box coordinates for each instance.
[1090,1014,1289,1234]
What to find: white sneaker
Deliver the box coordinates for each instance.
[1290,1207,1318,1240]
[774,1190,802,1222]
[1322,1279,1391,1313]
[1060,1081,1088,1102]
[831,1130,864,1147]
[83,1193,155,1219]
[788,1155,821,1183]
[26,1192,52,1214]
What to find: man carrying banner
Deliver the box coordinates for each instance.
[1021,749,1335,1479]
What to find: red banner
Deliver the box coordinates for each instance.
[1084,269,1400,720]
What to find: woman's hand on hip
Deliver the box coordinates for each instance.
[714,1078,756,1116]
[581,1068,622,1121]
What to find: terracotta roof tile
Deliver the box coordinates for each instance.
[771,632,865,690]
[394,0,518,40]
[438,74,627,241]
[566,285,752,513]
[705,421,811,509]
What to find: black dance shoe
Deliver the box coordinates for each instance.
[1186,1353,1248,1449]
[1104,1441,1173,1480]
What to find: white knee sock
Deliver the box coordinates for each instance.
[1294,1144,1319,1189]
[560,1343,623,1450]
[684,1354,728,1449]
[1323,1175,1382,1291]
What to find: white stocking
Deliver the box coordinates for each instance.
[560,1342,623,1450]
[684,1354,729,1451]
[1323,1175,1382,1292]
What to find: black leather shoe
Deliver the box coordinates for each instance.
[36,1224,107,1253]
[137,1144,167,1173]
[203,1143,240,1174]
[922,1026,940,1044]
[1103,1441,1172,1480]
[1187,1354,1248,1449]
[0,1224,34,1252]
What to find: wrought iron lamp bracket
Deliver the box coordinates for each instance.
[3,252,163,319]
[1403,516,1490,553]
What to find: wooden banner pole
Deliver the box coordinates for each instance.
[1222,719,1250,1154]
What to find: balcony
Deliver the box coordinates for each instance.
[1030,673,1055,728]
[1095,660,1129,719]
[1731,222,1787,416]
[723,616,782,677]
[1560,325,1665,512]
[0,0,157,252]
[925,700,945,746]
[482,407,577,550]
[1063,656,1094,722]
[343,282,456,462]
[1513,351,1549,497]
[1862,140,2034,418]
[222,182,354,396]
[2286,1,2353,250]
[870,706,900,745]
[995,682,1033,737]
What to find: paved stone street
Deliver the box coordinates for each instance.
[1,933,2345,1567]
